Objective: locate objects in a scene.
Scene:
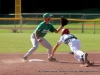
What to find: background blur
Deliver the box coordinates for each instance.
[0,0,100,14]
[0,0,100,34]
[0,0,100,53]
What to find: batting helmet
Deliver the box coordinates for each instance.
[61,28,70,35]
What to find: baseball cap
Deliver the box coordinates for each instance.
[61,28,70,35]
[43,13,52,18]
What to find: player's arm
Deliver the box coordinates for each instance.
[35,30,43,42]
[52,36,63,56]
[54,25,64,33]
[52,43,60,56]
[34,23,44,42]
[49,24,63,33]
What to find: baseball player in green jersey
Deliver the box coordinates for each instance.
[23,13,65,62]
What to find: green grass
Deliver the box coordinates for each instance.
[0,9,100,53]
[0,33,100,53]
[0,23,100,53]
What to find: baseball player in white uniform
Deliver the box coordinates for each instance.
[51,28,94,67]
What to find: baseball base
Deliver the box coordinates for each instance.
[29,59,44,62]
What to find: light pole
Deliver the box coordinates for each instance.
[0,0,1,13]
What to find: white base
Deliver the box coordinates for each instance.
[29,59,44,62]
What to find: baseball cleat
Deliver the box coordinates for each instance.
[87,61,94,66]
[90,61,94,65]
[22,56,28,62]
[82,53,88,64]
[69,52,74,54]
[48,57,59,62]
[80,61,94,67]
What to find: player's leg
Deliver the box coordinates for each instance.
[72,40,86,63]
[40,37,52,58]
[73,40,94,66]
[68,39,80,53]
[75,40,89,64]
[23,34,39,61]
[69,39,94,66]
[40,37,58,61]
[74,50,85,63]
[69,40,85,62]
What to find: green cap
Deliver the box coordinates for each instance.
[43,13,52,18]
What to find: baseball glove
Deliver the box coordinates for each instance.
[60,16,68,26]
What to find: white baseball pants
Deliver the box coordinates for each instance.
[68,39,85,63]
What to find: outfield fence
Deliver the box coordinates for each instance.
[0,13,100,34]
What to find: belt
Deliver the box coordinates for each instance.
[64,37,77,44]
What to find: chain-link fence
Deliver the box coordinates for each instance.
[0,13,100,34]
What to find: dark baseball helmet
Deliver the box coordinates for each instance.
[61,28,70,35]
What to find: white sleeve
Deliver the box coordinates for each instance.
[57,36,63,44]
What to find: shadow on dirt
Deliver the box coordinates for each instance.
[58,61,80,64]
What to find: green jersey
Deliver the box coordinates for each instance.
[33,21,56,37]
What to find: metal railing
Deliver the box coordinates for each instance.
[0,13,100,33]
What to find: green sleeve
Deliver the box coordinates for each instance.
[49,24,56,32]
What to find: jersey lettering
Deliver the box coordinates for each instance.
[42,29,49,33]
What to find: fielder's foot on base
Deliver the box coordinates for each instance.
[48,57,59,62]
[22,56,28,62]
